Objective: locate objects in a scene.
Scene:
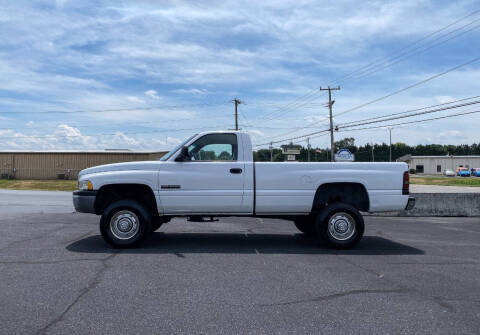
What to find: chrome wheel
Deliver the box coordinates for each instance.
[109,210,140,240]
[328,212,356,241]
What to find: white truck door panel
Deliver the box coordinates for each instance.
[159,161,246,213]
[159,133,249,214]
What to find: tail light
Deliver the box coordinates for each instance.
[402,171,410,195]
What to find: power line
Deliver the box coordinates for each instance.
[0,101,230,115]
[253,128,330,147]
[334,18,480,86]
[339,95,480,126]
[258,9,480,126]
[330,8,480,85]
[257,117,330,143]
[268,56,480,142]
[239,11,480,130]
[339,99,480,129]
[256,108,480,149]
[255,9,480,127]
[254,97,479,147]
[335,55,480,118]
[261,88,319,113]
[254,92,334,141]
[251,90,322,123]
[253,91,320,122]
[252,87,340,143]
[255,132,329,149]
[239,108,250,130]
[337,108,480,132]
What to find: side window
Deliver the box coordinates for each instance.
[187,134,238,161]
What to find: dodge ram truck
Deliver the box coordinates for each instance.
[73,131,415,249]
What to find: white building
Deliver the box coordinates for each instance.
[397,154,480,174]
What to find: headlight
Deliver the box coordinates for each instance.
[78,180,93,190]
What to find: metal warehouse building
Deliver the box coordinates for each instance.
[0,150,167,180]
[397,154,480,174]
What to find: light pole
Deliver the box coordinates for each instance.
[307,137,311,162]
[389,127,393,162]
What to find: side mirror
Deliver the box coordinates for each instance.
[175,146,190,162]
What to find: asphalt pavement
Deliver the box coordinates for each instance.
[1,190,480,334]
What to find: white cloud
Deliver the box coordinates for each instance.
[173,88,209,95]
[434,96,456,104]
[0,124,184,151]
[144,90,160,99]
[126,96,145,104]
[435,130,469,142]
[246,129,265,137]
[304,115,330,124]
[0,0,479,150]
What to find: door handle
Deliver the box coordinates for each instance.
[230,168,243,174]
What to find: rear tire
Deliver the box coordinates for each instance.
[100,200,152,248]
[294,216,316,236]
[315,202,364,249]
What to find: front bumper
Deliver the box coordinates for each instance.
[405,197,415,211]
[73,190,97,214]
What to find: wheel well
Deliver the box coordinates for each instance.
[312,182,369,212]
[94,184,158,215]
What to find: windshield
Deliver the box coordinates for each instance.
[159,134,197,161]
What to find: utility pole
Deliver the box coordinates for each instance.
[307,137,311,162]
[320,86,340,162]
[371,143,375,162]
[389,127,392,162]
[269,142,273,162]
[231,98,242,131]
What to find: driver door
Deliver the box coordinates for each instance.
[159,133,246,214]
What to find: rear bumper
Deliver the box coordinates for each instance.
[405,197,415,211]
[73,190,97,214]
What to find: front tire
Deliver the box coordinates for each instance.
[315,202,364,249]
[100,200,152,248]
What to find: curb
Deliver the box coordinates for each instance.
[368,193,480,217]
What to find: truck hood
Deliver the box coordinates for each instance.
[79,161,163,177]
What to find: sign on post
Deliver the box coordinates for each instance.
[335,148,354,162]
[282,147,301,162]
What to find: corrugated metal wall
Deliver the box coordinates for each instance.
[406,157,480,174]
[0,151,167,180]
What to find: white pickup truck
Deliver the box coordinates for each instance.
[73,131,414,249]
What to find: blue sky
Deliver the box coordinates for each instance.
[0,0,479,150]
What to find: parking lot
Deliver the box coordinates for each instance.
[1,190,480,334]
